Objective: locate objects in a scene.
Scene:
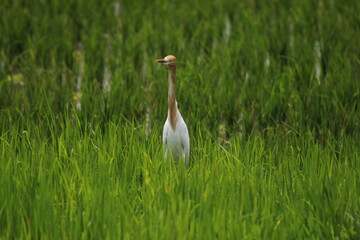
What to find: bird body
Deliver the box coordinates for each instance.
[156,55,190,165]
[163,110,189,162]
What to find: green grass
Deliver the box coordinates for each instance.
[1,0,360,239]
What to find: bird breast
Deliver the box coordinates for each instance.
[163,112,189,163]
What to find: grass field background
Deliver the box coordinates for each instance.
[1,0,359,239]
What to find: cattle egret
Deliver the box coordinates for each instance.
[156,55,190,165]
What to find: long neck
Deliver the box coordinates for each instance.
[168,67,178,130]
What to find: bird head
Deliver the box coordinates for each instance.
[156,55,177,68]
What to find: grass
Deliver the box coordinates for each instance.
[1,0,360,239]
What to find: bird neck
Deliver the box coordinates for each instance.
[168,67,178,130]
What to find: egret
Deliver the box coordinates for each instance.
[156,55,190,165]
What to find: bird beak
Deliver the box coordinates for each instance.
[156,58,166,64]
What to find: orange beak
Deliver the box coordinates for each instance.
[156,58,166,63]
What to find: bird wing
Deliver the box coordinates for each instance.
[180,122,190,162]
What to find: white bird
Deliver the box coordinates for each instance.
[156,55,190,165]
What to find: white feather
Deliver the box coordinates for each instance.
[163,109,190,165]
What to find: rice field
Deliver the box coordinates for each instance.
[0,0,359,239]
